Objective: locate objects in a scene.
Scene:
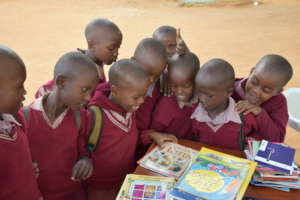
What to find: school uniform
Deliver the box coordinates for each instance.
[141,96,195,145]
[24,96,88,200]
[191,97,257,149]
[86,83,138,193]
[232,78,288,142]
[0,113,42,200]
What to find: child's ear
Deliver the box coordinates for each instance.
[227,87,234,97]
[55,75,66,89]
[110,84,118,96]
[249,67,255,75]
[87,40,95,50]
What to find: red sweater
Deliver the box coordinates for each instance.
[0,113,41,200]
[143,96,195,144]
[23,100,88,200]
[136,82,161,132]
[232,78,288,142]
[192,114,257,149]
[86,83,138,189]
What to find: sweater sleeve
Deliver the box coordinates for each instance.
[140,97,175,145]
[255,95,288,142]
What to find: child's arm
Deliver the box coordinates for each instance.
[71,156,93,181]
[149,131,178,146]
[176,28,189,56]
[71,108,94,181]
[236,97,288,142]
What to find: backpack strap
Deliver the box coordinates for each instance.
[23,106,30,123]
[86,105,103,153]
[238,113,245,151]
[73,110,81,132]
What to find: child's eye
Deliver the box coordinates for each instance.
[263,88,273,94]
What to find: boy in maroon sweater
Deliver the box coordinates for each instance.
[233,54,293,142]
[191,59,257,149]
[35,18,122,98]
[86,59,151,200]
[24,52,98,200]
[145,52,200,146]
[0,46,42,200]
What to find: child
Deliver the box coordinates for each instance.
[145,52,200,146]
[0,46,42,199]
[86,59,151,200]
[233,54,293,142]
[152,25,189,57]
[35,18,122,98]
[133,38,167,133]
[191,59,258,149]
[24,52,99,200]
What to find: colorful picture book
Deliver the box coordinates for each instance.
[138,142,198,179]
[199,147,257,200]
[175,154,249,200]
[245,139,300,192]
[116,174,175,200]
[254,140,295,174]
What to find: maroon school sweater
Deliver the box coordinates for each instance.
[232,78,288,142]
[86,83,138,189]
[136,82,161,132]
[191,116,257,149]
[23,98,88,200]
[142,96,195,144]
[0,113,41,200]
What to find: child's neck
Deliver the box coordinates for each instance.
[43,91,68,123]
[108,92,127,116]
[85,50,103,67]
[207,98,230,120]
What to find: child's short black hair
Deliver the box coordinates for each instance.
[109,58,149,88]
[255,54,293,88]
[196,58,235,90]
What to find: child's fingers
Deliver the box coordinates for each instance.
[176,28,182,42]
[83,166,93,180]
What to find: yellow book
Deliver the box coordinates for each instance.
[199,147,257,200]
[116,174,175,200]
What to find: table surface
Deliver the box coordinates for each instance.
[134,139,300,200]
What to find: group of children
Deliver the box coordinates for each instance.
[0,18,293,200]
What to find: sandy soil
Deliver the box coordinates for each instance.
[0,0,299,162]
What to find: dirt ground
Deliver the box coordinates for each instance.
[0,0,299,162]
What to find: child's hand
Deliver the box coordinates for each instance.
[71,156,93,181]
[176,28,189,56]
[235,100,262,116]
[159,71,172,97]
[150,132,178,146]
[32,161,40,178]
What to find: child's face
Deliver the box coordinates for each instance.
[137,59,166,84]
[169,70,194,103]
[0,63,26,115]
[195,84,230,113]
[112,79,150,113]
[59,72,98,110]
[92,32,122,65]
[156,32,177,57]
[245,68,282,105]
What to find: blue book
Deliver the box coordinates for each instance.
[167,188,205,200]
[254,140,295,174]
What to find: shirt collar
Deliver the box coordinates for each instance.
[191,97,241,125]
[31,95,69,129]
[0,113,22,127]
[146,83,155,98]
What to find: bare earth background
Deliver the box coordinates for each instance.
[0,0,299,162]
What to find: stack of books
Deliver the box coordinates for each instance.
[117,143,257,200]
[244,139,300,192]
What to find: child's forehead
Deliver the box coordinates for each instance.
[251,68,283,88]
